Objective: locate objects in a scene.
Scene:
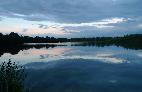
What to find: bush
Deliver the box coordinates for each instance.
[0,60,26,92]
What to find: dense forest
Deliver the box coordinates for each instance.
[0,32,142,44]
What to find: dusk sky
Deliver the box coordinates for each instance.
[0,0,142,37]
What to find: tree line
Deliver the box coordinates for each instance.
[0,32,71,44]
[0,32,142,46]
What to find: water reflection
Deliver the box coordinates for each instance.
[0,43,142,92]
[25,59,142,92]
[0,44,56,57]
[0,43,142,65]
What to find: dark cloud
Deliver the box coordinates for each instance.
[22,28,28,32]
[38,24,48,29]
[0,17,2,21]
[0,0,142,23]
[0,0,142,37]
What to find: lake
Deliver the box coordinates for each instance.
[0,43,142,92]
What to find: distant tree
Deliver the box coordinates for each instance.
[0,32,142,49]
[0,33,3,37]
[0,60,26,92]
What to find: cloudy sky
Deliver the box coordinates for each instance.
[0,0,142,37]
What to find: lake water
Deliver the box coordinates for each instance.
[0,43,142,92]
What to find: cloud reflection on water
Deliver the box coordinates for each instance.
[0,46,141,66]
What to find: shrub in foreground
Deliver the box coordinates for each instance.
[0,60,26,92]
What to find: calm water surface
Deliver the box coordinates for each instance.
[0,43,142,92]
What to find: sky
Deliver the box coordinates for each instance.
[0,0,142,37]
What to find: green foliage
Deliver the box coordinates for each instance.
[0,60,26,92]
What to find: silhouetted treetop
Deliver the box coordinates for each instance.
[0,32,142,49]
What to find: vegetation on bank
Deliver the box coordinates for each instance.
[0,32,142,44]
[0,60,26,92]
[0,32,142,50]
